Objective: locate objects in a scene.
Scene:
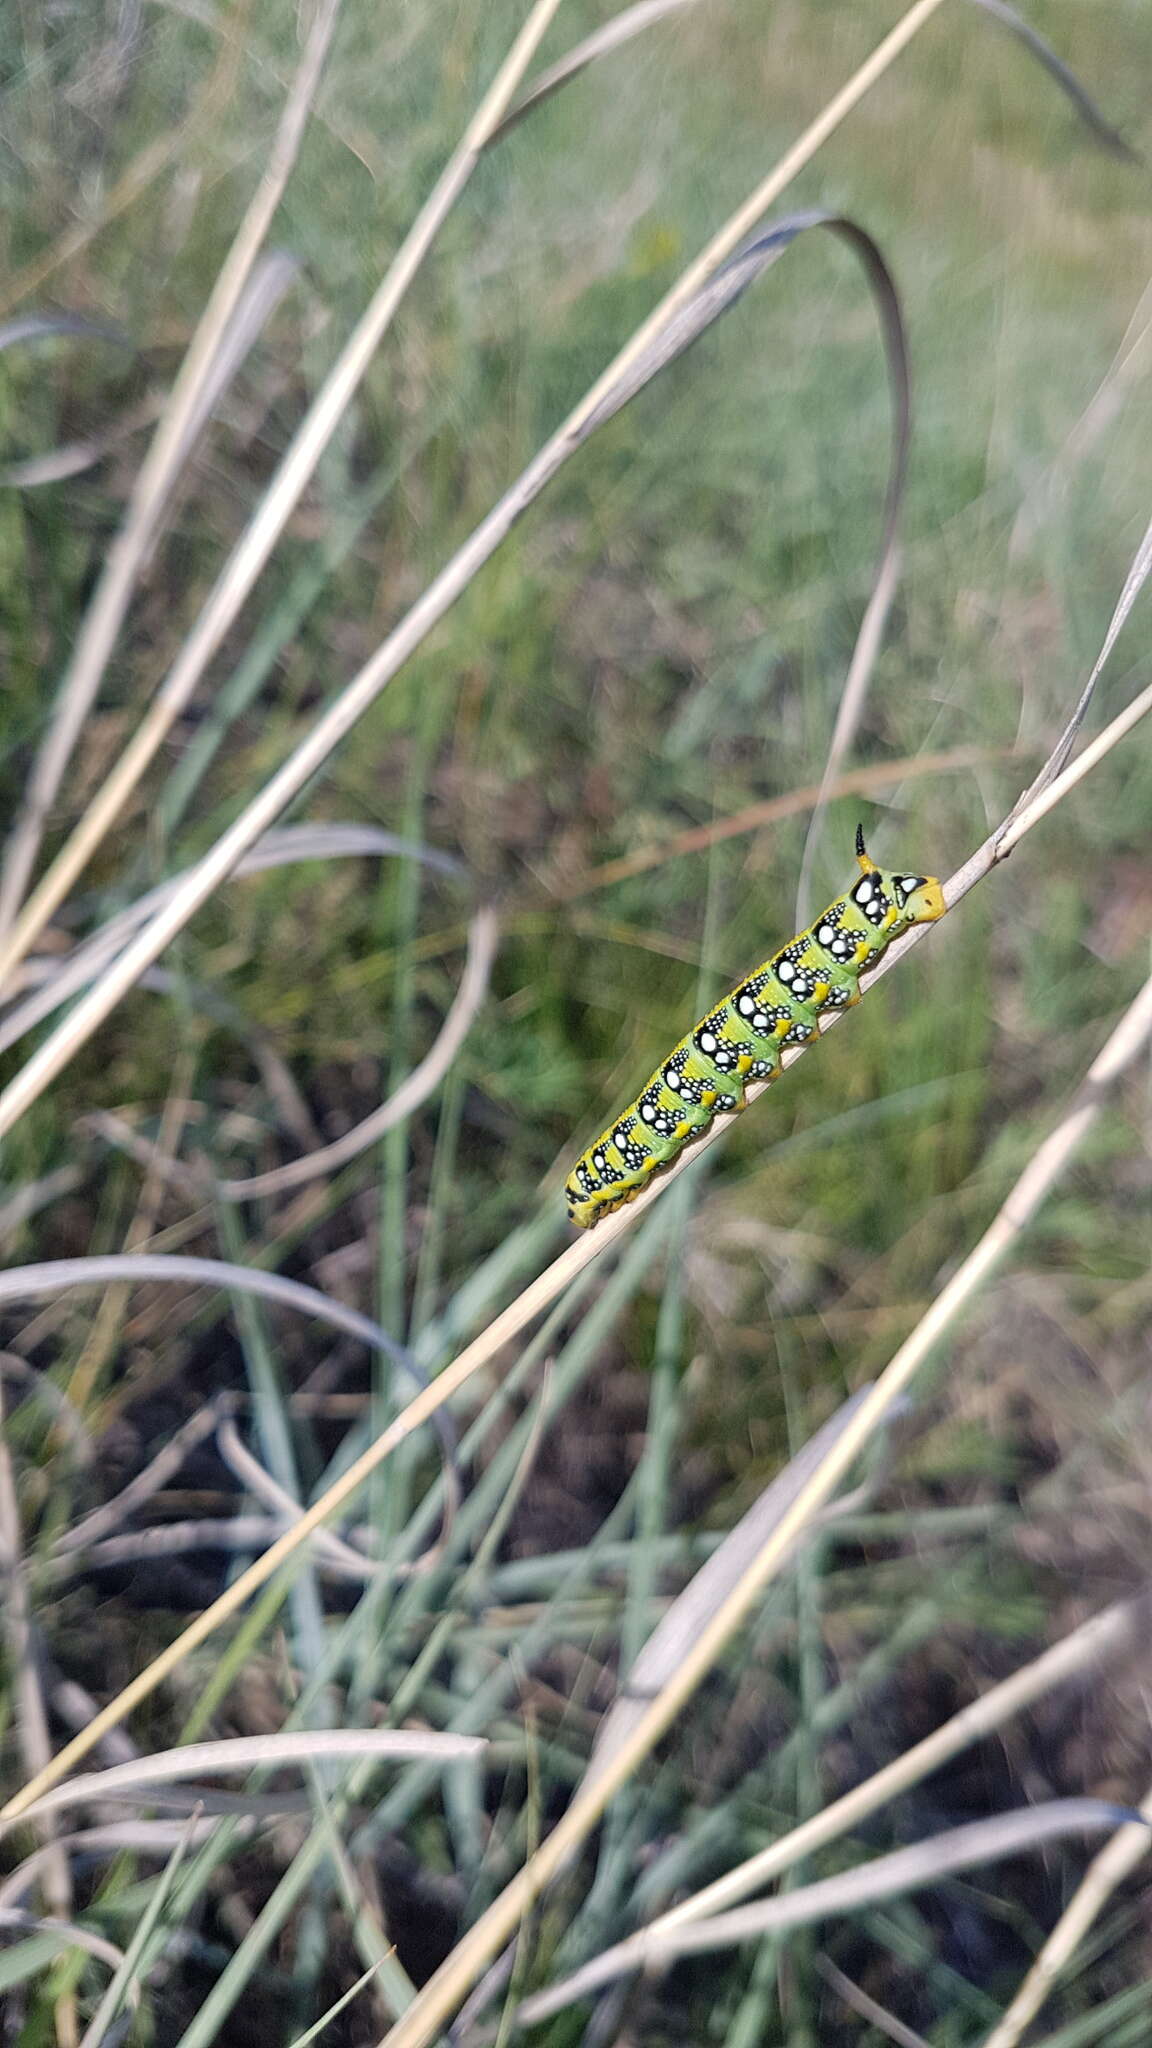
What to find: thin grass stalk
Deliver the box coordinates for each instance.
[1,644,1148,1830]
[586,1596,1148,1942]
[0,0,563,991]
[0,1374,74,2026]
[0,0,945,1135]
[367,969,1152,2046]
[0,1731,486,1841]
[75,1818,199,2048]
[978,1781,1152,2048]
[512,1804,1147,2028]
[815,1954,932,2048]
[0,0,345,945]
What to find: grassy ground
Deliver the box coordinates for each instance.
[1,2,1151,2043]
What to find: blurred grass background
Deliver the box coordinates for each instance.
[1,1,1151,2042]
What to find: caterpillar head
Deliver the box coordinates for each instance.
[855,824,946,928]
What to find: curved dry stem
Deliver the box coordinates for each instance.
[0,1910,125,1979]
[1,504,1149,1837]
[0,0,344,947]
[0,0,562,990]
[212,903,498,1200]
[472,1593,1142,2027]
[370,965,1152,2047]
[793,526,903,925]
[0,1731,486,1844]
[212,1415,379,1578]
[489,0,699,144]
[0,2,946,1142]
[0,824,462,1057]
[0,1378,72,1923]
[978,1780,1152,2048]
[514,1802,1144,2027]
[52,1399,235,1555]
[0,1824,231,1913]
[65,904,498,1205]
[0,1254,418,1384]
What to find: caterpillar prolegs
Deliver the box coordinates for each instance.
[565,827,945,1229]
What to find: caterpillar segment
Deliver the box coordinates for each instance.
[565,829,945,1229]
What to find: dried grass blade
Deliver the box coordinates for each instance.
[650,1595,1148,1933]
[977,1781,1152,2048]
[514,1802,1147,2027]
[0,0,562,988]
[0,0,345,951]
[966,0,1138,160]
[490,0,698,143]
[999,508,1152,835]
[1,1731,486,1842]
[586,1388,873,1788]
[0,1254,419,1384]
[558,746,1013,898]
[0,824,462,1055]
[213,904,498,1200]
[0,2,945,1138]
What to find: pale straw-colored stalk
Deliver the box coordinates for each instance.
[0,0,346,946]
[0,0,563,988]
[977,1780,1152,2048]
[0,1731,486,1846]
[494,1596,1145,2021]
[0,0,948,1137]
[369,965,1152,2046]
[0,546,1149,1830]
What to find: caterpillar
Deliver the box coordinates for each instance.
[565,827,945,1229]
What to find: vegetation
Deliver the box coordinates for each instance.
[0,2,1149,2043]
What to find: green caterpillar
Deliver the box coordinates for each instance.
[566,828,945,1229]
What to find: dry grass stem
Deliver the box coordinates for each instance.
[1,1731,487,1845]
[653,1600,1148,1930]
[51,1399,232,1557]
[0,0,345,948]
[490,0,699,143]
[584,1389,872,1789]
[814,1955,932,2048]
[794,433,905,924]
[0,824,462,1057]
[0,1380,74,1938]
[0,0,562,991]
[0,0,944,1140]
[211,904,498,1199]
[2,531,1149,1830]
[514,1802,1140,2027]
[978,1780,1152,2048]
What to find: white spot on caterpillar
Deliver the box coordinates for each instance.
[778,960,795,982]
[699,1030,717,1053]
[737,993,754,1016]
[664,1068,681,1091]
[640,1103,655,1122]
[818,925,834,945]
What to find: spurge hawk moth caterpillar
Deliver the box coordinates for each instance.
[566,827,945,1229]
